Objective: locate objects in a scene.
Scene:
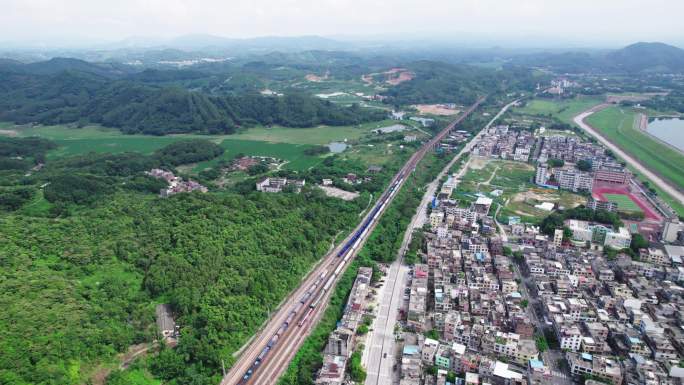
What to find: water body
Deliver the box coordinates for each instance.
[647,117,684,152]
[328,142,347,153]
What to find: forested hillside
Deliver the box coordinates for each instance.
[0,69,384,135]
[0,134,371,384]
[381,61,534,106]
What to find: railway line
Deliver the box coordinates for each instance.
[221,96,486,385]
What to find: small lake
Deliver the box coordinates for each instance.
[647,117,684,152]
[328,142,348,153]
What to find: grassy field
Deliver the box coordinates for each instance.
[224,120,400,145]
[4,123,361,171]
[603,193,642,213]
[603,194,642,213]
[457,158,585,223]
[12,124,194,157]
[194,140,323,171]
[586,107,684,191]
[3,120,423,174]
[516,97,602,125]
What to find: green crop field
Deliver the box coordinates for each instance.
[586,107,684,191]
[11,124,196,157]
[517,97,602,125]
[4,120,420,173]
[603,193,642,213]
[5,123,336,171]
[225,120,399,145]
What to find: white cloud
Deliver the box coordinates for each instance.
[1,0,682,47]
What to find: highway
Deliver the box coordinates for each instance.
[221,97,486,385]
[574,106,684,206]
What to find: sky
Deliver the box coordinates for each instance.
[2,0,684,48]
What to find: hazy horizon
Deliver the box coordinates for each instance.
[2,0,684,50]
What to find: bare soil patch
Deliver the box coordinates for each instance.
[468,156,489,170]
[305,70,330,82]
[361,68,414,86]
[413,104,460,116]
[318,185,360,201]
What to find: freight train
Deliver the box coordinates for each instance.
[238,174,404,384]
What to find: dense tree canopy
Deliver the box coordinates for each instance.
[153,139,224,166]
[0,188,365,384]
[0,70,385,135]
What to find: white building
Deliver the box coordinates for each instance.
[554,229,564,247]
[604,227,632,250]
[430,212,445,230]
[535,164,549,185]
[557,169,593,192]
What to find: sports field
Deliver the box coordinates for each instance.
[592,185,660,220]
[603,193,642,213]
[586,107,684,192]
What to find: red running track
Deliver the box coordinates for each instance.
[592,186,660,221]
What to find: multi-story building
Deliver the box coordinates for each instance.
[567,352,623,385]
[535,163,549,185]
[553,229,564,247]
[604,227,631,250]
[557,169,594,192]
[639,247,668,266]
[554,318,582,352]
[430,211,445,230]
[594,166,628,185]
[587,197,618,213]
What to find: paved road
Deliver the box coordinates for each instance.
[364,140,454,385]
[574,107,684,205]
[364,99,519,385]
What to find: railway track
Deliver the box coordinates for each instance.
[221,96,486,385]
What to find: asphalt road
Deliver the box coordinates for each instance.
[574,106,684,205]
[363,99,520,385]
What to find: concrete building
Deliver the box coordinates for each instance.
[557,169,594,192]
[587,197,618,213]
[594,166,628,185]
[554,229,564,248]
[567,353,623,385]
[604,227,631,250]
[474,196,493,215]
[535,163,549,185]
[662,219,682,243]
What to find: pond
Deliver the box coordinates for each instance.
[328,142,348,153]
[647,117,684,152]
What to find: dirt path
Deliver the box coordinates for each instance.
[90,342,161,385]
[481,165,500,186]
[494,199,509,242]
[635,113,648,132]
